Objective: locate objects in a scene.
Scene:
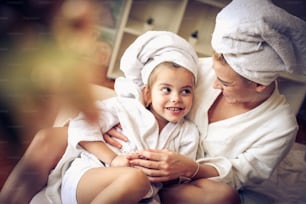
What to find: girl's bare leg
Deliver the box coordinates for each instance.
[77,167,151,204]
[0,127,68,204]
[160,179,240,204]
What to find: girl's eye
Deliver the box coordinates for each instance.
[182,89,192,95]
[161,87,171,93]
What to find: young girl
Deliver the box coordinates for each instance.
[37,31,201,204]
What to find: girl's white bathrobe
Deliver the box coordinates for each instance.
[43,96,200,203]
[189,58,298,191]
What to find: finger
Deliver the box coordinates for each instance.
[115,123,122,129]
[129,158,163,170]
[148,176,171,183]
[137,150,167,162]
[103,133,122,149]
[126,152,142,160]
[133,166,171,182]
[108,127,129,142]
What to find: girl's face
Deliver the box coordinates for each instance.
[212,58,257,104]
[144,64,195,129]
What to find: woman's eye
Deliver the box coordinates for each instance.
[221,82,230,87]
[217,77,231,87]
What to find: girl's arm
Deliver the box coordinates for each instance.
[79,141,129,167]
[80,141,117,165]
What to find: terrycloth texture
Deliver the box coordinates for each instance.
[189,58,298,190]
[251,143,306,203]
[211,0,306,85]
[38,97,200,203]
[114,77,144,104]
[119,31,199,89]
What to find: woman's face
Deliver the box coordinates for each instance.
[212,58,257,104]
[145,65,195,129]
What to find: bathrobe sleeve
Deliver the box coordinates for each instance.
[68,97,120,149]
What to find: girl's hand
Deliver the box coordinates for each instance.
[103,124,128,149]
[110,154,130,167]
[127,149,194,182]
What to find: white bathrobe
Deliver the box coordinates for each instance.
[43,97,200,203]
[189,58,298,191]
[69,97,200,157]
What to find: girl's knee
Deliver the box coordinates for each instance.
[124,168,151,194]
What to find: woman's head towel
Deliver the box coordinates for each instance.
[212,0,306,85]
[115,31,199,101]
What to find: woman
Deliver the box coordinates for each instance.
[1,0,305,203]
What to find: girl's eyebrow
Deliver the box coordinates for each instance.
[158,83,193,89]
[182,85,194,89]
[158,82,171,86]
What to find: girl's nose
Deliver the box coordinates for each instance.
[171,93,180,103]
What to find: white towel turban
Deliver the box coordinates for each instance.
[119,31,199,87]
[211,0,306,85]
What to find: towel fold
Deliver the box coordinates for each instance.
[211,0,306,85]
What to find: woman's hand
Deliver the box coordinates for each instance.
[127,149,195,183]
[103,124,128,149]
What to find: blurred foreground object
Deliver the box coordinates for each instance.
[0,0,106,149]
[0,0,112,203]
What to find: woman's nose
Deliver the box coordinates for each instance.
[213,78,222,89]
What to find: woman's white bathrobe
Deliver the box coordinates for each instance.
[43,97,200,203]
[189,58,298,191]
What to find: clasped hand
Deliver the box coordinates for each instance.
[103,125,192,183]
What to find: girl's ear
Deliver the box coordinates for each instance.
[142,86,151,108]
